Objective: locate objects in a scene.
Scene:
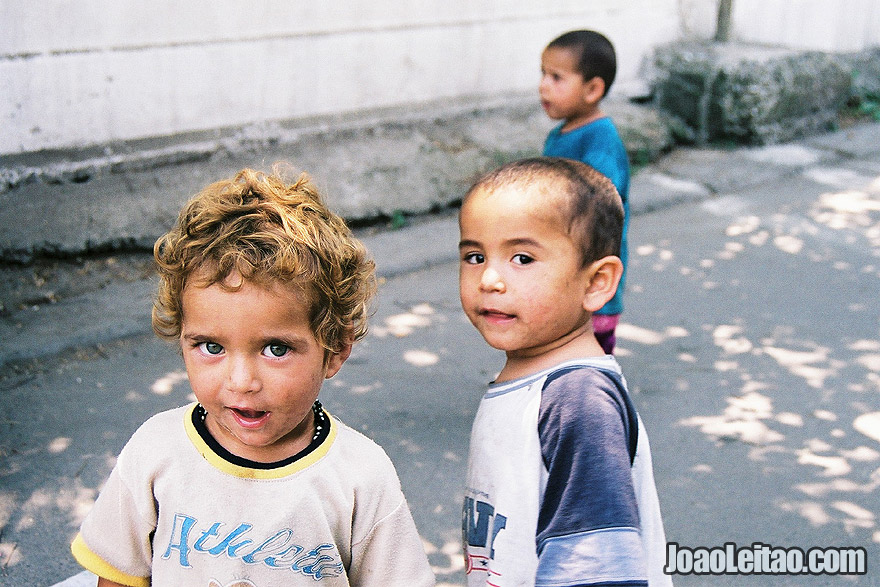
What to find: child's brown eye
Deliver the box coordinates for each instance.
[513,254,534,265]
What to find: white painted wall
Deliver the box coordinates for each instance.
[679,0,880,48]
[2,1,878,156]
[733,0,880,51]
[1,1,682,154]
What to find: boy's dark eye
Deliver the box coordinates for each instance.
[512,254,534,265]
[264,344,290,358]
[463,252,485,265]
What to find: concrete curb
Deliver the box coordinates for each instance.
[0,95,672,264]
[3,121,877,371]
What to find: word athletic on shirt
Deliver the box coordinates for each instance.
[163,513,345,579]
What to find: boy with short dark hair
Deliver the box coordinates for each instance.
[540,29,630,354]
[72,168,435,587]
[459,158,670,586]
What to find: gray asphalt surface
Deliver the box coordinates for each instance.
[1,121,878,586]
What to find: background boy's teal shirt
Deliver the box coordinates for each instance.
[543,117,629,315]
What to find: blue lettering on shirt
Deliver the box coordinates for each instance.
[161,513,344,579]
[463,497,507,558]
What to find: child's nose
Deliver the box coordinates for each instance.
[226,355,261,393]
[539,74,551,91]
[479,267,505,292]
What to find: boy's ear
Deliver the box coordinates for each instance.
[582,76,606,105]
[582,256,623,313]
[325,340,353,378]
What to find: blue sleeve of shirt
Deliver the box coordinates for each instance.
[535,368,647,587]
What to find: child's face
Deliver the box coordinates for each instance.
[180,274,348,463]
[539,46,596,125]
[459,183,597,366]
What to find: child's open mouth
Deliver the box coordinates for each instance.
[230,407,270,428]
[480,309,515,324]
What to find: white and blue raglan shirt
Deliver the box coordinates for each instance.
[463,357,671,587]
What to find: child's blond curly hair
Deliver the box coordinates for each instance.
[152,167,375,359]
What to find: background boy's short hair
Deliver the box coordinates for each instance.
[547,30,617,96]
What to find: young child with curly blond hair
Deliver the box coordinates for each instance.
[71,168,435,587]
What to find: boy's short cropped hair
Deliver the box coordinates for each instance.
[547,30,617,96]
[152,167,375,357]
[465,157,623,266]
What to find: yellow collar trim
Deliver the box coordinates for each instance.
[183,403,337,480]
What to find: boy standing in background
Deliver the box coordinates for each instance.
[540,30,630,355]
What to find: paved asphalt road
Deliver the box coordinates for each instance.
[1,123,879,586]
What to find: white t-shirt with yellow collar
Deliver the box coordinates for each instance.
[72,403,435,587]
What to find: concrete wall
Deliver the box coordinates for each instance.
[3,1,879,156]
[678,0,880,49]
[1,1,681,155]
[0,0,678,153]
[732,0,880,51]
